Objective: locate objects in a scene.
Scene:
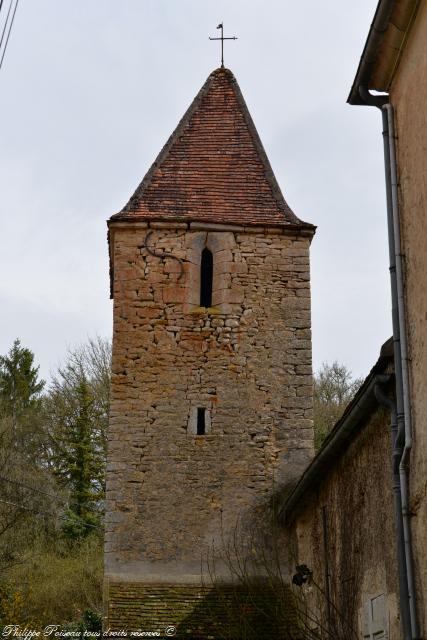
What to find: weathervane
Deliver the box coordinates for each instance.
[209,23,237,68]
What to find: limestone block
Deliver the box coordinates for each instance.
[212,286,245,305]
[214,249,233,263]
[206,231,236,252]
[164,259,182,274]
[184,231,207,250]
[163,286,188,304]
[213,272,232,291]
[215,303,243,315]
[185,249,201,266]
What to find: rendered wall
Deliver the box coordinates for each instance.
[389,1,427,631]
[288,408,400,639]
[104,222,314,630]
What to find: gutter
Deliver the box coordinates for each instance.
[348,0,420,106]
[348,0,396,105]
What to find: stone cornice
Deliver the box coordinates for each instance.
[107,218,316,236]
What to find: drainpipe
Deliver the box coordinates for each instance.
[321,506,332,633]
[374,381,411,639]
[383,103,419,639]
[358,86,419,639]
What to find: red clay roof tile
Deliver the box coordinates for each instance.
[110,68,313,229]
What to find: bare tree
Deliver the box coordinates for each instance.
[313,362,362,450]
[195,505,360,640]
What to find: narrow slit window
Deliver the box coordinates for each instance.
[200,248,213,308]
[197,408,206,435]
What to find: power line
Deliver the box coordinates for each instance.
[0,497,52,516]
[0,474,66,503]
[0,497,102,530]
[0,476,103,530]
[0,0,19,71]
[0,0,13,51]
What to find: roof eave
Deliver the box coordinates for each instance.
[348,0,420,105]
[280,339,394,524]
[107,216,316,234]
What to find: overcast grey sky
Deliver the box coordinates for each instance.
[0,0,390,381]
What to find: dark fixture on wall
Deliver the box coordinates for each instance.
[292,564,313,587]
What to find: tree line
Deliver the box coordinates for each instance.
[0,337,110,628]
[0,337,110,545]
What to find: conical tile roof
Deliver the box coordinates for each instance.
[111,67,313,229]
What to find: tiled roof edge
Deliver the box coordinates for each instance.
[230,72,306,226]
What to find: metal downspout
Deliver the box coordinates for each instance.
[380,104,414,640]
[383,103,419,639]
[357,86,419,638]
[374,382,411,639]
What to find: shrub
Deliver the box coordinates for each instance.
[2,535,102,628]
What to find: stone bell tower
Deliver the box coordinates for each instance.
[105,67,315,631]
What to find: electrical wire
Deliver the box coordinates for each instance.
[0,497,102,530]
[0,474,66,503]
[0,475,103,529]
[0,0,13,51]
[0,0,19,70]
[0,497,54,517]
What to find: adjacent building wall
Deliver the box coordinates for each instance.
[105,222,314,629]
[389,1,427,630]
[288,406,400,639]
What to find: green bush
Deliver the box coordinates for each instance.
[2,535,102,628]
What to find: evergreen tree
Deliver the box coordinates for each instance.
[0,339,46,462]
[0,338,45,420]
[0,340,55,570]
[44,338,110,537]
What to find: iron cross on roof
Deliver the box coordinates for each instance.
[209,23,237,68]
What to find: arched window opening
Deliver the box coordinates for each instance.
[200,248,213,308]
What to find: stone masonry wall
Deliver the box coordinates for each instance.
[105,222,313,628]
[289,408,400,639]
